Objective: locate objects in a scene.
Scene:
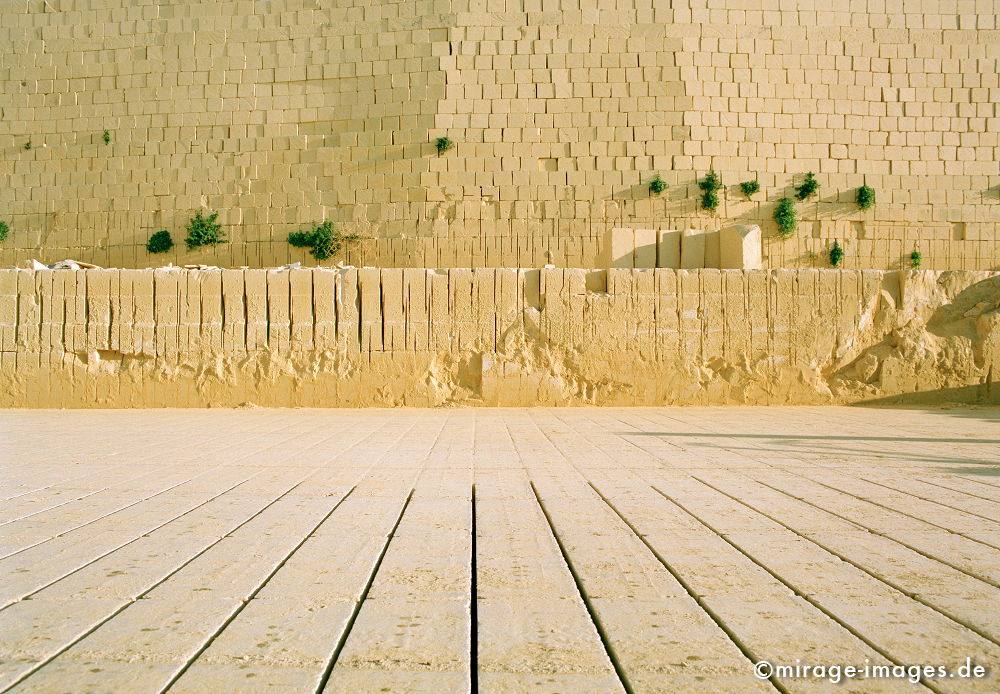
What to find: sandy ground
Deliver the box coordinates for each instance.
[0,406,998,693]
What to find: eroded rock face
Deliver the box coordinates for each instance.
[1,269,997,408]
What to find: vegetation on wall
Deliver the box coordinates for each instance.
[23,140,31,151]
[699,170,723,212]
[739,179,760,198]
[795,172,820,200]
[434,137,454,155]
[856,185,876,210]
[146,230,174,254]
[829,240,845,268]
[648,174,667,195]
[184,211,226,250]
[910,249,922,268]
[102,130,111,145]
[288,221,360,261]
[0,221,9,243]
[774,198,797,238]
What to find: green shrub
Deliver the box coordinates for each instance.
[795,171,820,201]
[146,230,174,254]
[910,249,922,268]
[288,221,360,261]
[739,179,760,198]
[773,198,797,238]
[829,240,845,268]
[699,170,723,212]
[184,210,226,250]
[648,174,667,195]
[102,130,111,145]
[434,136,454,155]
[0,221,9,243]
[856,185,875,210]
[23,140,31,151]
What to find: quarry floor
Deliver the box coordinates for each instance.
[0,407,998,694]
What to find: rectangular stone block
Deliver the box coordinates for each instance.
[605,228,634,268]
[719,225,763,270]
[358,268,382,352]
[0,271,17,353]
[381,268,405,351]
[680,229,705,269]
[633,229,657,269]
[265,270,291,353]
[221,270,246,352]
[656,230,681,269]
[313,270,336,350]
[244,270,268,351]
[288,269,313,349]
[704,230,721,269]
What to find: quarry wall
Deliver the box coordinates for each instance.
[1,0,998,271]
[2,267,998,408]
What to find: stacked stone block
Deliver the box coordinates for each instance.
[0,0,996,271]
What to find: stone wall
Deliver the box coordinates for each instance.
[1,0,998,271]
[2,267,998,407]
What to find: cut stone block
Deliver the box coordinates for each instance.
[605,228,634,268]
[704,230,721,268]
[656,230,681,269]
[680,229,705,269]
[633,229,657,268]
[720,225,763,269]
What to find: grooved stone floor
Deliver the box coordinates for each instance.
[1,407,999,694]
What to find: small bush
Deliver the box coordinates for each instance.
[23,140,31,151]
[910,249,922,268]
[288,221,360,261]
[795,171,820,201]
[434,136,454,155]
[699,170,723,212]
[740,179,760,198]
[146,230,174,254]
[184,210,227,250]
[856,185,875,210]
[774,197,797,238]
[0,221,9,243]
[829,240,845,268]
[648,174,667,195]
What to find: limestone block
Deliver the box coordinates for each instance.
[84,270,112,352]
[719,225,763,270]
[633,229,657,269]
[244,270,268,351]
[381,269,405,352]
[358,268,382,352]
[605,228,634,268]
[656,231,681,269]
[289,269,313,349]
[265,270,291,353]
[312,270,335,351]
[335,268,360,353]
[704,231,721,269]
[127,269,154,355]
[0,271,18,352]
[403,269,428,352]
[428,270,450,351]
[153,269,179,356]
[201,271,224,352]
[221,270,246,352]
[680,230,706,269]
[181,272,202,352]
[449,269,475,349]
